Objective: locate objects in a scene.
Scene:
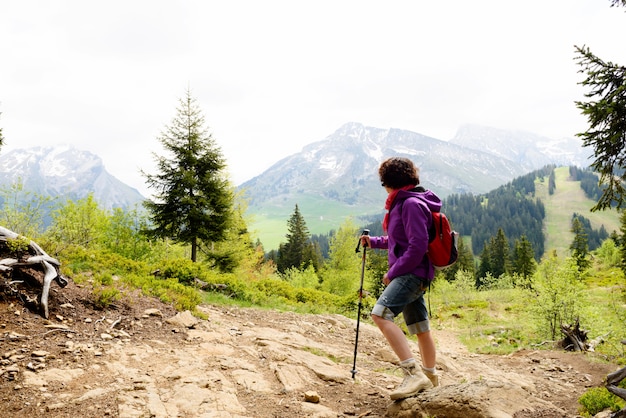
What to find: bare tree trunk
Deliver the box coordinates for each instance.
[0,226,68,318]
[560,319,587,351]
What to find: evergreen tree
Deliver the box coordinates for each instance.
[548,169,556,195]
[143,90,232,262]
[512,235,536,289]
[443,235,474,282]
[277,204,315,273]
[570,217,591,273]
[574,43,626,211]
[205,199,257,273]
[490,228,510,278]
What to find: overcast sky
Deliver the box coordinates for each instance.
[1,1,624,197]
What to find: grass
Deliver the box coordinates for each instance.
[252,166,623,252]
[248,193,382,251]
[430,282,539,354]
[538,167,620,257]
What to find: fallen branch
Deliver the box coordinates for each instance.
[0,226,69,318]
[560,319,588,352]
[110,317,122,329]
[530,340,556,348]
[41,328,78,337]
[606,366,626,417]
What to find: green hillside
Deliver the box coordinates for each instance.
[249,165,622,255]
[538,166,621,257]
[248,194,384,251]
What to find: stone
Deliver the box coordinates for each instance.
[304,390,320,403]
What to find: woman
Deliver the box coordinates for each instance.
[360,157,440,400]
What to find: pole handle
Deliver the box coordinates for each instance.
[355,229,370,253]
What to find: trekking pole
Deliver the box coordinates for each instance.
[351,229,369,379]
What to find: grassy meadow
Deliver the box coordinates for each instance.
[248,193,383,251]
[537,166,621,256]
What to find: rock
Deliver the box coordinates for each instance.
[300,401,337,417]
[165,310,199,329]
[143,308,163,317]
[304,390,320,403]
[386,379,565,418]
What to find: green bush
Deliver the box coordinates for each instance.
[93,286,121,309]
[254,277,296,301]
[160,258,203,285]
[578,386,625,417]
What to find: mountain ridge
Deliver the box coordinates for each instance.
[0,123,595,251]
[0,145,145,211]
[240,122,593,249]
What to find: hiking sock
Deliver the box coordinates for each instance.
[422,366,436,374]
[421,365,439,387]
[399,358,416,367]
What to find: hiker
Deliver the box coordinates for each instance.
[360,157,441,400]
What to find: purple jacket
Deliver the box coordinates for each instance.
[369,188,442,281]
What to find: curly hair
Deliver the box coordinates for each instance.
[379,157,420,189]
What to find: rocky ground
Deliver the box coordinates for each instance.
[0,275,621,418]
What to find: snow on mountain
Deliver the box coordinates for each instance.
[450,124,593,170]
[239,121,596,241]
[0,146,145,210]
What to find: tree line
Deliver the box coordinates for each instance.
[270,163,625,290]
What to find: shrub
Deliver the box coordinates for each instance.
[93,286,121,309]
[160,258,202,285]
[578,386,625,417]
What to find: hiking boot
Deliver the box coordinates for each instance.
[421,366,439,387]
[389,362,433,400]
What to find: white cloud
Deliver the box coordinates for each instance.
[1,0,624,197]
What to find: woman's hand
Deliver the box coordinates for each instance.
[383,273,390,286]
[360,235,371,248]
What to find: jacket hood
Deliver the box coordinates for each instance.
[396,187,442,212]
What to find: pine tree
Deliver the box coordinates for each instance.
[277,204,315,273]
[512,235,536,289]
[443,236,474,282]
[570,217,591,273]
[143,90,232,262]
[490,228,510,278]
[548,169,556,195]
[574,44,626,211]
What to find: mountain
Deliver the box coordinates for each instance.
[239,122,594,249]
[450,124,593,171]
[0,145,145,210]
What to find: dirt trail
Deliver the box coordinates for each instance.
[0,281,618,417]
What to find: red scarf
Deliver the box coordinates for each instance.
[382,185,415,231]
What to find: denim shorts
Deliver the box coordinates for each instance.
[371,273,430,335]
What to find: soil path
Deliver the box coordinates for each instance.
[0,282,618,417]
